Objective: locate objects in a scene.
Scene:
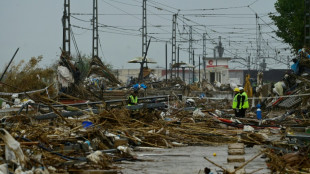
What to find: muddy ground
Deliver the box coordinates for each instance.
[117,145,270,174]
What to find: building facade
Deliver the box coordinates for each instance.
[203,57,231,84]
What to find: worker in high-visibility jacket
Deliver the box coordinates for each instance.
[128,90,138,106]
[232,87,241,117]
[238,87,249,118]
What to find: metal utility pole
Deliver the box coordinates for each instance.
[255,13,262,70]
[182,67,185,82]
[92,0,99,58]
[203,33,207,80]
[217,36,224,58]
[189,26,193,64]
[213,36,223,69]
[138,38,151,82]
[192,50,195,84]
[213,48,216,59]
[262,58,266,71]
[171,14,177,79]
[142,0,147,57]
[177,46,180,78]
[188,26,193,83]
[247,56,251,71]
[198,56,201,82]
[305,0,310,47]
[165,42,168,83]
[258,24,264,71]
[62,0,71,55]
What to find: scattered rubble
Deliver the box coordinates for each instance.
[0,54,309,173]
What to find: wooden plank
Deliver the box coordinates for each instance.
[227,156,245,163]
[235,168,246,174]
[228,149,245,155]
[228,143,244,149]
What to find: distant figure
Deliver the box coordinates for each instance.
[291,58,300,75]
[132,83,147,92]
[126,76,134,87]
[140,83,147,89]
[232,87,240,117]
[272,81,286,96]
[133,84,140,91]
[128,90,138,106]
[238,87,249,118]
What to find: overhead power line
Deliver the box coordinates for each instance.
[106,0,140,7]
[67,0,292,69]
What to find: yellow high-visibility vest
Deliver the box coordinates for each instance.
[240,92,249,109]
[232,93,240,109]
[128,95,138,106]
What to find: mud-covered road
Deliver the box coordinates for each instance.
[117,145,270,174]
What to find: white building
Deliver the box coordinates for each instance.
[203,57,231,84]
[115,68,201,84]
[116,56,233,85]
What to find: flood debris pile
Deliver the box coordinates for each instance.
[85,56,121,91]
[228,55,310,172]
[179,70,310,172]
[57,53,123,101]
[265,145,310,173]
[0,97,239,173]
[0,55,309,173]
[0,76,309,173]
[0,96,272,172]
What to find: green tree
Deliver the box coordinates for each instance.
[270,0,305,51]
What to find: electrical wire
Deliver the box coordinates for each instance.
[179,5,248,12]
[101,0,142,21]
[98,36,107,61]
[101,0,172,34]
[67,0,291,69]
[106,0,140,7]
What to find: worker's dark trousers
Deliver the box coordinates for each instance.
[239,109,246,118]
[234,109,239,117]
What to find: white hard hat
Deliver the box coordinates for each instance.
[238,87,244,90]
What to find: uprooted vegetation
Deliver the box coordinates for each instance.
[0,56,56,96]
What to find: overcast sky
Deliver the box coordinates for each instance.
[0,0,292,71]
